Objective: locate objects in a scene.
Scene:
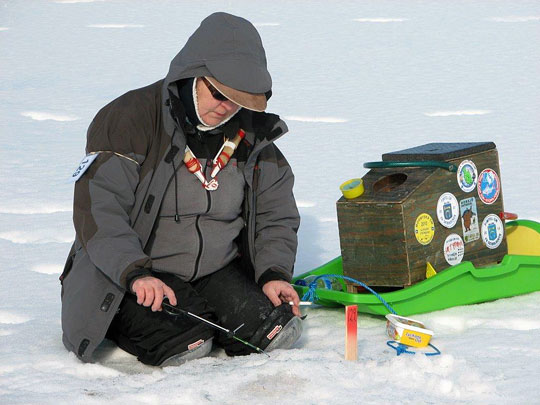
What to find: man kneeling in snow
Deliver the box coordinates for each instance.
[60,12,302,366]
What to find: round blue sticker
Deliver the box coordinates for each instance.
[437,192,459,228]
[477,168,500,205]
[481,214,504,249]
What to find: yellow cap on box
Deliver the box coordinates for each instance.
[340,178,364,199]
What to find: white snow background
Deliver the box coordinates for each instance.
[1,0,540,404]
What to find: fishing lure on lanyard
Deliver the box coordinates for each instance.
[183,146,218,191]
[183,128,245,191]
[211,129,245,178]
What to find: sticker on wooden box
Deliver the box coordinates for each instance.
[444,233,464,266]
[477,168,500,205]
[415,213,435,245]
[437,192,459,228]
[460,197,480,243]
[457,160,478,193]
[481,214,504,249]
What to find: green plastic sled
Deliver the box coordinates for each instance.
[292,220,540,316]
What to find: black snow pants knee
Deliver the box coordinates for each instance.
[105,274,216,366]
[105,260,295,365]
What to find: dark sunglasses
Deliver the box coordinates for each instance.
[201,77,229,101]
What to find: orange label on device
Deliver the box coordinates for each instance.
[188,339,205,351]
[267,325,283,341]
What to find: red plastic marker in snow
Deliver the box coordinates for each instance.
[345,305,358,361]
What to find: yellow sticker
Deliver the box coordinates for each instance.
[415,213,435,245]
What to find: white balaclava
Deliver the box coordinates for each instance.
[192,78,240,132]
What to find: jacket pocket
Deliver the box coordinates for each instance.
[59,245,82,284]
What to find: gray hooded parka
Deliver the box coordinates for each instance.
[60,13,300,362]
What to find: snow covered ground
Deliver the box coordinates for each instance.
[1,0,540,404]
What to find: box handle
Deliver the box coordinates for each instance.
[364,161,457,172]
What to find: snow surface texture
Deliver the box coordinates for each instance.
[1,0,540,404]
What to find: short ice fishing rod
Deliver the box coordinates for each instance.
[161,299,269,357]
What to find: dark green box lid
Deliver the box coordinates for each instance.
[382,142,496,162]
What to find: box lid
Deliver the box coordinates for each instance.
[382,142,496,162]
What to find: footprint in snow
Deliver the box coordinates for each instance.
[21,111,79,122]
[283,115,349,123]
[87,24,145,28]
[297,200,316,208]
[0,311,31,325]
[31,264,63,275]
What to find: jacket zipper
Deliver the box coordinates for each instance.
[190,161,213,281]
[246,165,260,269]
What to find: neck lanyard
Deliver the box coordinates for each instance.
[183,129,246,191]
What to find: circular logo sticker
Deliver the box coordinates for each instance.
[437,192,459,228]
[444,233,465,266]
[457,160,478,193]
[481,214,504,249]
[477,168,500,205]
[415,213,435,245]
